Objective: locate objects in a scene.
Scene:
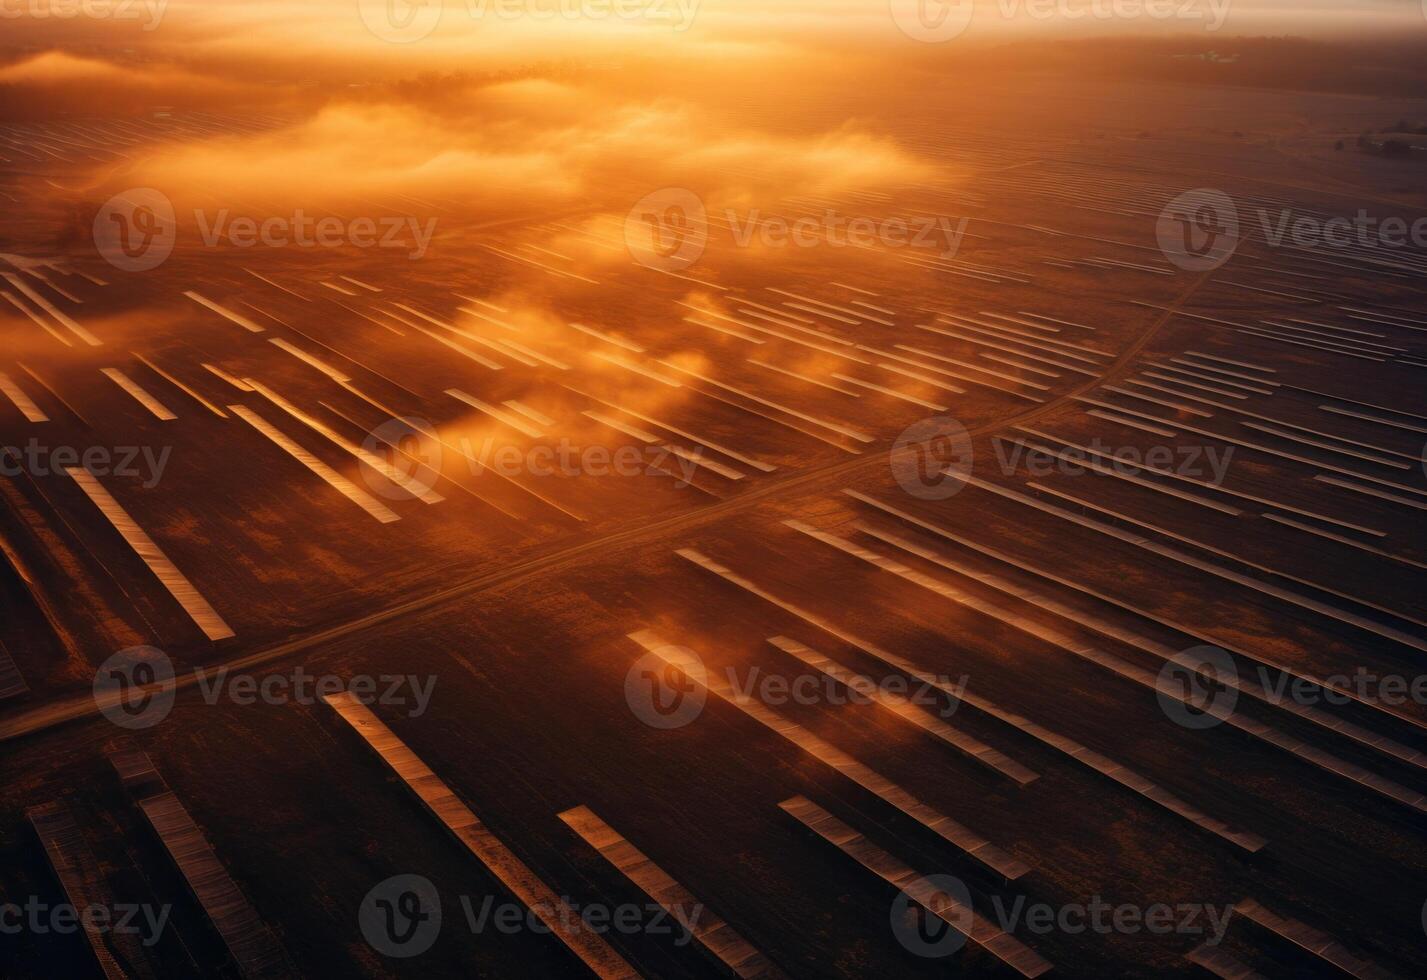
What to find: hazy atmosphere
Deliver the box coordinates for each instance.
[1,1,1426,978]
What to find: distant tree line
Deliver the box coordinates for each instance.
[1356,132,1417,158]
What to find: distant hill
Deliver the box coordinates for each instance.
[924,35,1427,100]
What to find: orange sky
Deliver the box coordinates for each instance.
[2,0,1422,74]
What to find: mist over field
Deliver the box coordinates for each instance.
[1,2,1426,979]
